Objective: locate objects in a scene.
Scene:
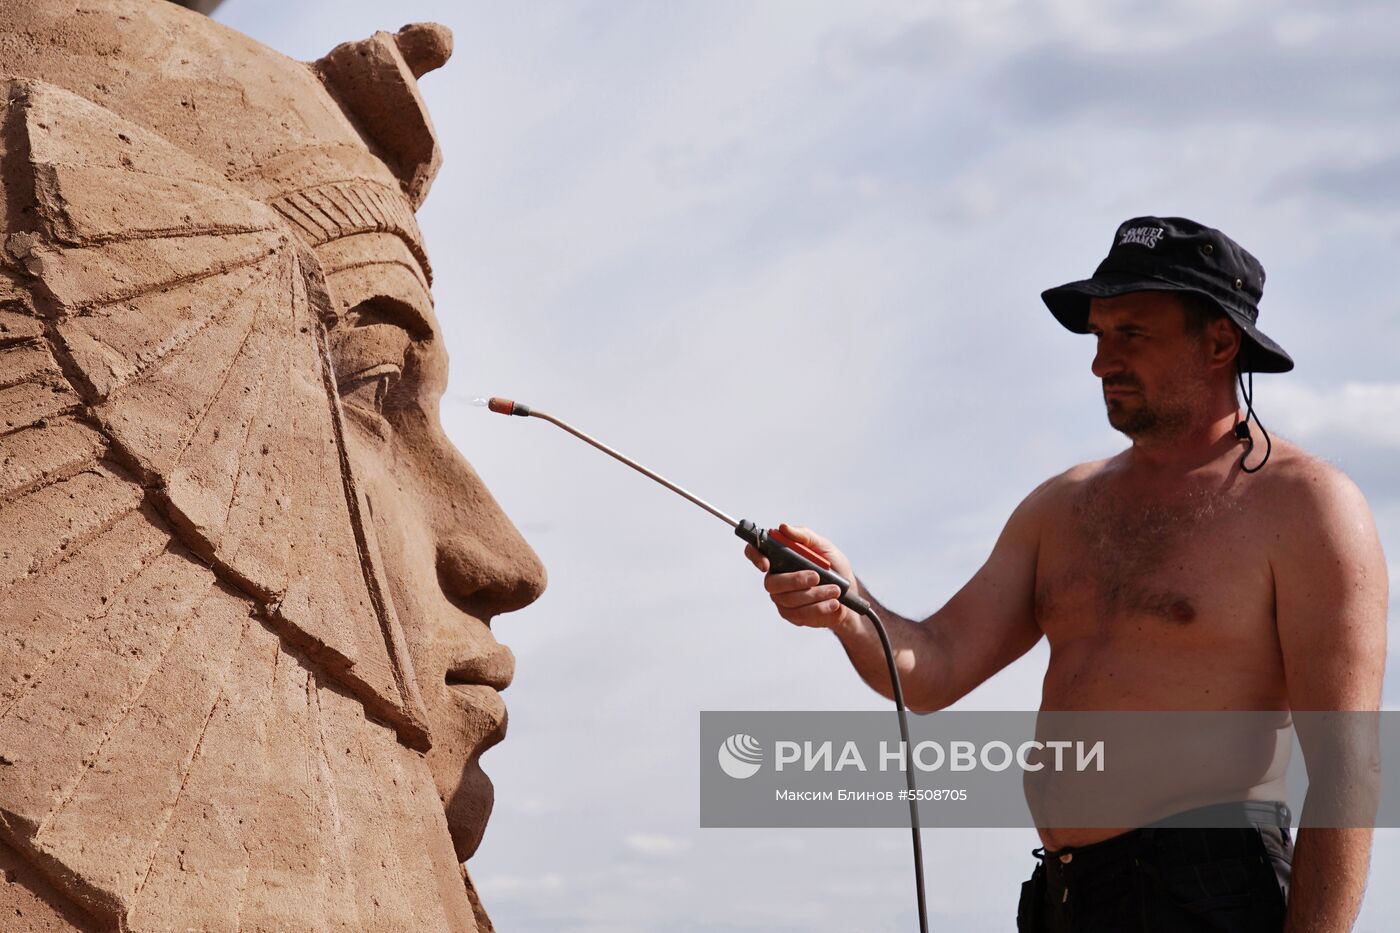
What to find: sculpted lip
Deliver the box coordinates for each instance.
[444,637,515,691]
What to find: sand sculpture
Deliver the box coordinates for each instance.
[0,2,546,929]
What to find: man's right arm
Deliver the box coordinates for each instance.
[747,482,1051,711]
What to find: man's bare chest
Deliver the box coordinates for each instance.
[1034,481,1274,643]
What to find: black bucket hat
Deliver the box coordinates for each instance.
[1041,216,1293,373]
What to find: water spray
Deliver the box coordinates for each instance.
[477,396,930,933]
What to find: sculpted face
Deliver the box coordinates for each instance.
[318,228,545,860]
[1087,292,1216,439]
[0,2,542,929]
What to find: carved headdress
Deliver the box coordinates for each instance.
[0,3,536,930]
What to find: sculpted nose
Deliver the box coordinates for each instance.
[433,451,546,618]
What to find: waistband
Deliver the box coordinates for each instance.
[1146,800,1291,831]
[1034,800,1291,869]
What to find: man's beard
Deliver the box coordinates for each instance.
[1103,375,1194,440]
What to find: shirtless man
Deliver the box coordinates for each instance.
[746,217,1387,931]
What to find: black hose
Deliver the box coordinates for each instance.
[857,602,930,933]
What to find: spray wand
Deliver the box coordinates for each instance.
[477,396,930,933]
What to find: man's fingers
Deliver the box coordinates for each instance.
[763,570,820,595]
[743,544,769,572]
[750,525,854,632]
[770,585,842,610]
[779,599,845,628]
[775,522,813,545]
[775,522,846,569]
[776,522,824,549]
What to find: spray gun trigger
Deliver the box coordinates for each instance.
[768,527,832,570]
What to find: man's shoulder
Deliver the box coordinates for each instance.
[1247,436,1363,501]
[1245,436,1373,533]
[1013,456,1114,520]
[1036,456,1115,498]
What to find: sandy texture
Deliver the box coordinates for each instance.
[0,2,545,929]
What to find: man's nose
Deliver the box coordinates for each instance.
[1090,338,1122,379]
[431,445,547,618]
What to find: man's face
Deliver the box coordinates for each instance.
[1087,291,1216,440]
[316,232,545,861]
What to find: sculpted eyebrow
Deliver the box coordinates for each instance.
[345,294,431,340]
[319,245,435,338]
[331,322,413,382]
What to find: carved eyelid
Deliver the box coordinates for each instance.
[331,322,413,384]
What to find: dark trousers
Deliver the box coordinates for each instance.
[1016,804,1293,932]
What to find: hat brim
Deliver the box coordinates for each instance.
[1041,273,1294,374]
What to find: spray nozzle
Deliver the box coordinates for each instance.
[477,396,531,417]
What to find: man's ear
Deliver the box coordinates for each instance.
[1205,317,1242,371]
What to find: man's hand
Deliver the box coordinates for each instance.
[741,477,1048,712]
[743,523,861,633]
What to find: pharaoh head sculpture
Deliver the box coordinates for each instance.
[0,2,544,929]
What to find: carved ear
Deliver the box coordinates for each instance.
[314,23,452,208]
[1,78,428,749]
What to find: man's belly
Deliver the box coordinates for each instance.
[1032,635,1291,850]
[1040,632,1289,712]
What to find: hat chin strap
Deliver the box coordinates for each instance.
[1234,361,1272,473]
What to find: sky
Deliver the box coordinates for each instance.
[217,2,1400,929]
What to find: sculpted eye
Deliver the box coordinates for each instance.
[331,321,413,430]
[340,361,400,412]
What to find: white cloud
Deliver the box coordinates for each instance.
[1269,381,1400,448]
[622,833,693,858]
[472,872,568,900]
